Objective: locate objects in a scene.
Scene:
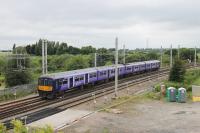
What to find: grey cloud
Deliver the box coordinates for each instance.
[0,0,200,50]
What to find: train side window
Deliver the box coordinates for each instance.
[103,71,107,75]
[80,76,84,80]
[93,73,97,77]
[111,70,115,74]
[100,72,103,76]
[63,79,68,85]
[90,73,97,78]
[75,77,79,82]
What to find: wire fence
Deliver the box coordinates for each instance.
[0,83,37,97]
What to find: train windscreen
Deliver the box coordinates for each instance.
[38,78,53,86]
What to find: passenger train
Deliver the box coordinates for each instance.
[38,60,160,99]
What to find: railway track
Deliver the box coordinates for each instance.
[0,69,168,128]
[0,69,167,119]
[0,65,198,128]
[0,64,196,110]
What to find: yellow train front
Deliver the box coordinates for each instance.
[38,77,55,99]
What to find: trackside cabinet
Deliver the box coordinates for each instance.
[166,87,177,102]
[177,88,186,103]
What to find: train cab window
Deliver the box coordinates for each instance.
[38,79,43,85]
[39,78,53,86]
[44,79,48,85]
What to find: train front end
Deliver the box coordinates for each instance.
[38,77,55,99]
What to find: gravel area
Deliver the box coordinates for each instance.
[60,98,200,133]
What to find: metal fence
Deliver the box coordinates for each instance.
[0,83,37,97]
[192,85,200,96]
[192,85,200,102]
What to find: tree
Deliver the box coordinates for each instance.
[11,120,28,133]
[65,55,90,70]
[81,46,96,55]
[0,123,7,133]
[146,52,158,60]
[68,46,81,55]
[0,56,5,75]
[12,44,16,53]
[180,48,197,62]
[126,51,146,63]
[97,48,108,54]
[25,45,31,54]
[5,52,32,87]
[169,58,186,82]
[164,49,177,57]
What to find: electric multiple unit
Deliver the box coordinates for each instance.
[38,60,160,99]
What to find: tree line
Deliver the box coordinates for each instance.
[22,39,101,55]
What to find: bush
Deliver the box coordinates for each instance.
[0,120,55,133]
[0,123,7,133]
[154,84,161,92]
[5,70,32,87]
[169,59,186,82]
[145,92,161,100]
[65,55,90,71]
[11,119,28,133]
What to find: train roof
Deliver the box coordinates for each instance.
[128,62,146,65]
[144,60,160,63]
[40,60,160,79]
[96,64,125,71]
[41,67,97,79]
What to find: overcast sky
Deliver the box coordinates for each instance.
[0,0,200,50]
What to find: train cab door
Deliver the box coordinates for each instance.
[69,77,73,88]
[85,74,89,84]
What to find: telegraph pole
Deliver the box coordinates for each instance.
[170,44,173,68]
[45,40,48,74]
[115,37,118,97]
[94,53,97,67]
[16,49,19,68]
[42,39,48,75]
[123,44,126,64]
[42,40,45,75]
[195,46,197,67]
[160,46,163,68]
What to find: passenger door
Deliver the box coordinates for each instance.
[85,74,89,84]
[69,77,73,88]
